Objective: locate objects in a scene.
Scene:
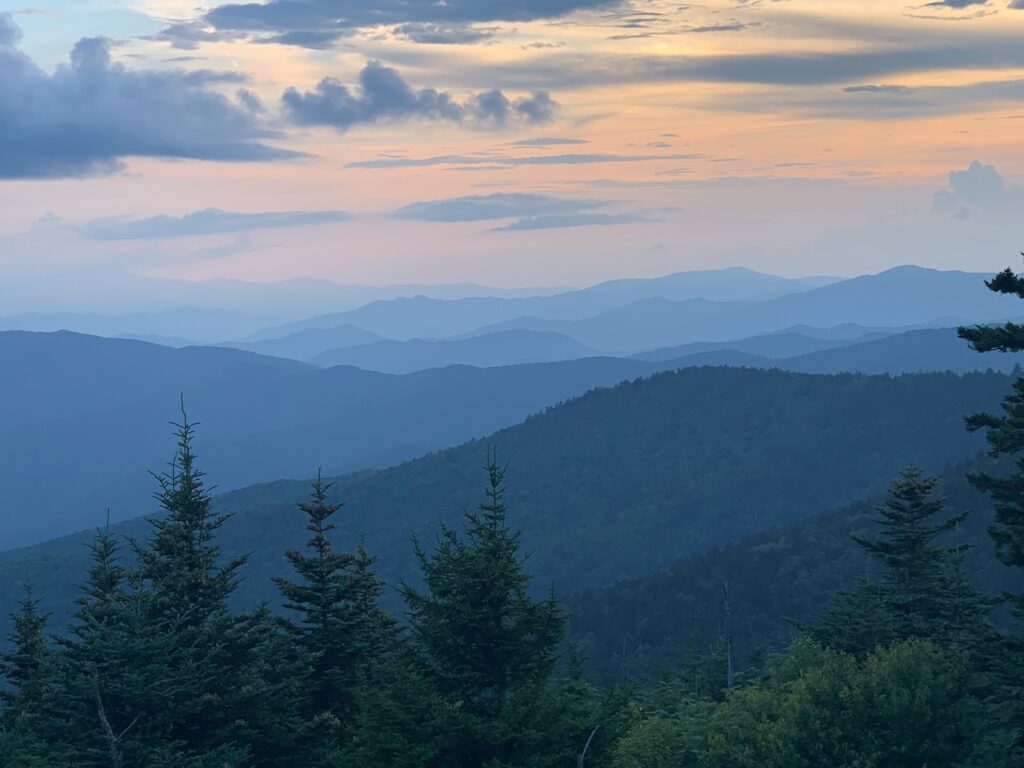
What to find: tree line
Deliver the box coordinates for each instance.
[5,266,1024,766]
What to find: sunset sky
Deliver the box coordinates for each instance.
[4,0,1024,307]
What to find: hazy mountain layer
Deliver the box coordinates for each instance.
[0,366,1007,636]
[309,329,598,372]
[247,267,827,342]
[0,331,669,547]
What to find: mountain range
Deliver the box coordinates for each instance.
[244,267,834,344]
[0,331,671,547]
[0,365,1010,639]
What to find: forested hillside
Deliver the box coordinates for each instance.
[569,457,1022,682]
[0,366,1010,634]
[0,335,669,547]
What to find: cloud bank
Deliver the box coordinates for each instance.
[932,161,1024,214]
[283,62,557,131]
[393,192,653,230]
[182,0,620,48]
[80,208,351,240]
[0,14,297,180]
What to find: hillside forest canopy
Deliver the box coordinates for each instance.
[8,267,1024,766]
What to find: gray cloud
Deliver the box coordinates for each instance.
[511,137,587,146]
[800,76,1024,119]
[283,62,557,131]
[495,212,653,230]
[932,160,1024,214]
[148,20,243,50]
[393,192,604,222]
[347,151,699,169]
[923,0,988,6]
[80,208,351,240]
[0,15,299,180]
[843,84,912,93]
[393,23,501,45]
[186,0,620,48]
[689,22,759,33]
[392,191,657,230]
[0,12,22,45]
[452,37,1024,92]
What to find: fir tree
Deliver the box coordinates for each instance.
[959,262,1024,615]
[815,468,988,653]
[401,455,566,767]
[1,587,52,722]
[134,409,247,625]
[274,472,393,755]
[220,604,308,768]
[55,526,193,766]
[131,409,248,757]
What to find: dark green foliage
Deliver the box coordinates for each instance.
[398,458,568,767]
[568,459,1020,683]
[958,264,1024,620]
[814,468,992,654]
[128,411,252,759]
[135,411,247,626]
[963,378,1024,617]
[53,527,188,765]
[273,472,395,758]
[1,588,52,721]
[699,640,987,768]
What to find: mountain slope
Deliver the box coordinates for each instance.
[631,329,892,362]
[222,323,385,361]
[310,330,598,372]
[479,267,1019,351]
[0,366,1009,634]
[660,328,1024,377]
[0,332,673,547]
[246,267,826,342]
[567,457,1021,682]
[0,331,312,430]
[782,327,1024,375]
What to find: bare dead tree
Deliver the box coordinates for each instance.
[577,726,600,768]
[723,581,734,691]
[95,680,140,768]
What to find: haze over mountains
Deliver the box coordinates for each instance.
[0,332,676,548]
[1,264,1021,551]
[222,265,1016,363]
[245,266,836,344]
[0,365,1010,636]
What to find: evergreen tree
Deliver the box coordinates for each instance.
[131,410,249,758]
[55,526,193,766]
[135,410,246,625]
[400,456,566,767]
[220,604,308,768]
[274,472,393,757]
[959,263,1024,615]
[815,468,988,653]
[1,587,52,723]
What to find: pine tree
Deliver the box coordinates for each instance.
[274,472,393,756]
[854,468,968,636]
[135,409,247,625]
[959,263,1024,615]
[401,456,566,767]
[55,526,192,766]
[131,409,249,758]
[220,604,308,768]
[1,587,52,722]
[815,468,988,653]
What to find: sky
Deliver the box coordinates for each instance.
[3,0,1024,309]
